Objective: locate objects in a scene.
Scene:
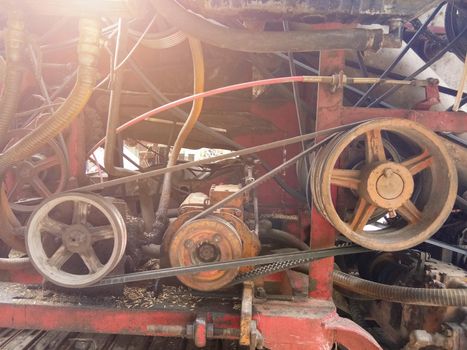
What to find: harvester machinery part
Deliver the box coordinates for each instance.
[311,118,457,251]
[168,215,243,291]
[3,129,68,213]
[26,192,127,288]
[163,186,260,291]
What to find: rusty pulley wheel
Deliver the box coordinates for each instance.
[168,216,243,291]
[2,129,68,213]
[311,118,457,251]
[26,192,127,288]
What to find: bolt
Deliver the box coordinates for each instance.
[184,239,194,249]
[256,287,267,298]
[213,234,221,243]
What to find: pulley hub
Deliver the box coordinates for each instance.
[15,161,35,179]
[360,161,414,209]
[62,224,92,254]
[168,216,243,291]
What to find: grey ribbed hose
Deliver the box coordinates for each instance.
[333,270,467,307]
[0,17,101,174]
[0,11,26,144]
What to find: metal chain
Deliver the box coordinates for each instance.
[231,241,358,285]
[232,257,313,285]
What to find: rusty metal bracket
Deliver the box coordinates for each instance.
[415,79,440,110]
[240,281,254,346]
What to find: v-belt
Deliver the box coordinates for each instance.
[96,245,368,286]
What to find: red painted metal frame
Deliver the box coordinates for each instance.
[0,281,380,350]
[309,51,345,300]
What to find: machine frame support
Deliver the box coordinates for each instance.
[0,43,464,348]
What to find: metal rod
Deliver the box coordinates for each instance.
[248,54,314,115]
[367,25,467,108]
[122,152,142,171]
[283,21,308,167]
[22,69,78,125]
[275,53,396,109]
[104,18,136,177]
[354,1,447,106]
[113,15,156,72]
[453,54,467,111]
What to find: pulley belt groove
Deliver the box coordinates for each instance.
[96,245,368,286]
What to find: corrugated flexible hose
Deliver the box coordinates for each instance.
[333,269,467,307]
[0,17,101,174]
[0,11,26,144]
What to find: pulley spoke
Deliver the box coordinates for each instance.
[39,216,68,236]
[330,169,361,190]
[34,155,60,173]
[48,245,73,269]
[90,225,114,242]
[365,128,386,163]
[80,248,104,274]
[401,150,433,175]
[72,201,89,225]
[397,200,422,224]
[349,198,377,231]
[31,176,52,197]
[7,179,23,200]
